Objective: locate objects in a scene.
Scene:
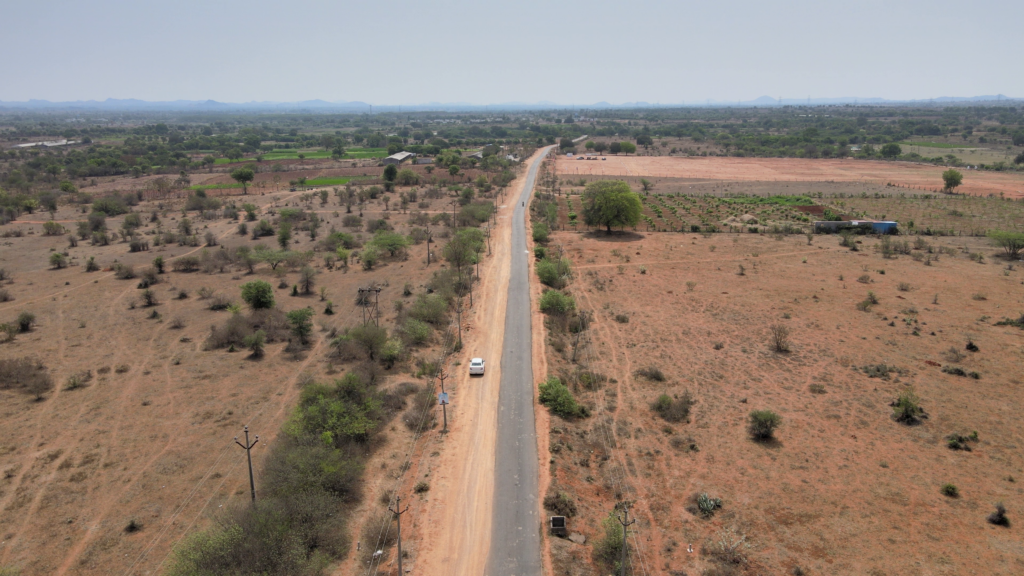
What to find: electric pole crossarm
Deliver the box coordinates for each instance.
[234,426,259,503]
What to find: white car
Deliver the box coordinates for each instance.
[469,358,485,376]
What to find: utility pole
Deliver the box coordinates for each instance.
[439,389,449,433]
[617,504,636,576]
[388,496,410,575]
[450,198,460,229]
[456,297,463,349]
[234,426,259,504]
[426,232,433,266]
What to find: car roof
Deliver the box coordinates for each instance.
[471,358,483,362]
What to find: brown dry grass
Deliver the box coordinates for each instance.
[555,155,1024,198]
[0,183,472,575]
[539,229,1024,575]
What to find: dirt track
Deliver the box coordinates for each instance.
[555,156,1024,198]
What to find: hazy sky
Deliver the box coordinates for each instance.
[2,0,1021,104]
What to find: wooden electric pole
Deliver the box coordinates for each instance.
[389,496,410,575]
[234,426,259,504]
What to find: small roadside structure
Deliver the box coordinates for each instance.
[383,151,416,165]
[549,516,567,537]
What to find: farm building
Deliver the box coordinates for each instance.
[414,157,433,165]
[383,151,416,165]
[814,220,898,234]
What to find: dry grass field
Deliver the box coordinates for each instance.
[554,156,1024,199]
[0,181,482,575]
[538,230,1024,575]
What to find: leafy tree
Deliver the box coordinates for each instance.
[396,168,419,186]
[559,138,575,150]
[618,142,637,154]
[59,181,77,194]
[360,245,380,270]
[382,164,398,183]
[942,168,963,192]
[241,203,257,221]
[636,134,653,147]
[988,230,1024,259]
[370,230,410,257]
[1015,152,1024,165]
[49,252,67,269]
[640,178,654,193]
[348,325,388,360]
[230,167,255,194]
[880,143,902,159]
[609,142,622,155]
[241,280,275,309]
[593,141,608,154]
[286,308,314,345]
[584,141,595,151]
[448,165,460,179]
[1013,131,1024,147]
[298,266,317,294]
[277,223,292,250]
[581,179,642,233]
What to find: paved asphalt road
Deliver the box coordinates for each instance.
[487,148,551,576]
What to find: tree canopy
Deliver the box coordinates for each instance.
[987,230,1024,259]
[581,180,642,233]
[230,167,255,194]
[942,168,963,192]
[241,280,275,310]
[880,143,902,159]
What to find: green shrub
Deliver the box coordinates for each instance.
[941,483,959,498]
[536,257,572,288]
[409,293,448,325]
[696,492,723,517]
[17,312,35,332]
[543,491,577,517]
[532,222,549,243]
[49,252,67,269]
[635,366,665,381]
[892,388,924,424]
[594,511,626,571]
[538,377,588,419]
[652,391,694,423]
[539,290,575,316]
[401,318,431,346]
[748,410,782,440]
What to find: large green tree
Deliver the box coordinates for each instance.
[230,167,255,194]
[581,180,642,234]
[942,168,963,192]
[382,164,398,183]
[880,143,902,159]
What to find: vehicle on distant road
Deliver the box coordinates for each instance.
[469,358,485,375]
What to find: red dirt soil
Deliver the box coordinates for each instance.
[538,230,1024,575]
